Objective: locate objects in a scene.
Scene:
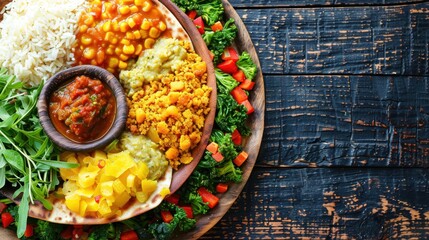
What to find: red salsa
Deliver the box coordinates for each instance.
[49,75,116,142]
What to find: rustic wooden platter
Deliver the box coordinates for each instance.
[175,0,265,238]
[0,0,264,238]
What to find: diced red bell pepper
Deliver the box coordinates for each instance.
[165,193,180,205]
[212,151,224,162]
[72,225,84,239]
[94,195,101,203]
[211,21,223,31]
[232,70,246,82]
[161,210,174,223]
[217,59,238,74]
[206,142,219,154]
[1,212,13,228]
[193,16,205,34]
[197,187,219,208]
[231,129,242,145]
[24,224,34,238]
[239,79,255,90]
[241,99,254,114]
[120,230,139,240]
[216,183,229,193]
[233,151,249,167]
[60,226,73,239]
[231,87,248,104]
[187,10,198,20]
[0,203,7,214]
[221,47,239,62]
[181,206,194,219]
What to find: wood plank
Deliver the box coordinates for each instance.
[229,0,424,8]
[261,75,429,167]
[201,167,429,239]
[234,4,429,75]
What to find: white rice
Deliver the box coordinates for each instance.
[0,0,88,86]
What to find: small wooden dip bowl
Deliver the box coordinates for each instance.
[37,65,128,152]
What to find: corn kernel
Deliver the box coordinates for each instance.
[81,35,92,45]
[96,51,105,64]
[135,44,143,55]
[158,21,167,32]
[104,32,114,42]
[84,15,94,26]
[106,47,114,55]
[111,37,118,44]
[123,44,135,55]
[102,21,112,32]
[144,38,155,49]
[115,47,122,55]
[127,18,136,28]
[112,20,120,32]
[149,27,160,38]
[120,21,129,32]
[119,60,128,69]
[120,39,130,46]
[134,0,144,6]
[90,59,97,65]
[126,32,135,40]
[83,47,96,59]
[141,19,152,30]
[130,5,139,13]
[119,54,129,61]
[142,1,152,12]
[106,67,115,73]
[133,30,141,39]
[119,6,130,15]
[140,30,148,38]
[101,12,109,20]
[79,25,88,33]
[108,57,119,68]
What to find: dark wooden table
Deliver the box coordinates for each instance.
[202,1,429,239]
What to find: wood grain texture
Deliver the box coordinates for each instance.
[202,168,429,239]
[235,3,429,76]
[229,0,426,8]
[260,75,429,167]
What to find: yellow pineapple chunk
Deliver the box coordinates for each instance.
[79,200,88,217]
[100,181,114,197]
[93,150,107,160]
[136,191,149,203]
[130,161,149,180]
[114,191,131,208]
[65,194,81,213]
[98,199,111,217]
[141,179,157,196]
[113,179,126,194]
[76,188,94,198]
[77,165,99,188]
[86,198,99,212]
[105,151,134,177]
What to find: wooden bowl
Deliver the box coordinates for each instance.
[37,65,128,152]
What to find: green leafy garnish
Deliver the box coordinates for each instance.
[0,68,78,238]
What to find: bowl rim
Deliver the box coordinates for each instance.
[37,65,128,152]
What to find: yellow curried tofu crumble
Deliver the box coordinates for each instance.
[125,39,212,169]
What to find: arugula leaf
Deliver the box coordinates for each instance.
[0,68,63,238]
